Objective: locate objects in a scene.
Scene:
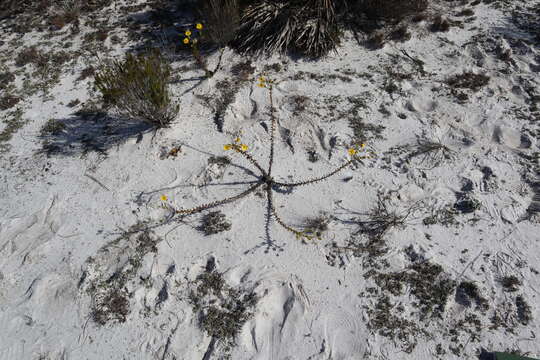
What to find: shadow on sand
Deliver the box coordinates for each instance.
[39,109,153,157]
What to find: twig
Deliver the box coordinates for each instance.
[399,49,426,75]
[212,47,226,74]
[84,172,110,191]
[455,250,483,281]
[56,232,82,238]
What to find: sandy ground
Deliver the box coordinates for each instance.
[1,0,539,359]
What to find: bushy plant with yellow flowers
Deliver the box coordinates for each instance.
[164,75,373,241]
[182,24,216,78]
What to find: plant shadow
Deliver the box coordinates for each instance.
[39,109,153,157]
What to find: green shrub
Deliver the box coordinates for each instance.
[94,50,178,128]
[40,118,66,136]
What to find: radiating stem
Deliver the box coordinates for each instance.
[267,186,312,240]
[175,182,263,215]
[274,157,363,188]
[267,85,277,176]
[231,146,267,177]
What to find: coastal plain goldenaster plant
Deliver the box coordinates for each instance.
[183,23,214,78]
[169,76,372,240]
[182,23,225,78]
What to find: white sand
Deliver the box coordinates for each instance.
[1,0,539,359]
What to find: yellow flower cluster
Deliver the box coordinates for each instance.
[348,143,366,156]
[257,75,274,88]
[182,23,203,45]
[223,137,248,152]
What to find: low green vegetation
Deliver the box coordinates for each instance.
[0,107,25,154]
[189,264,257,356]
[94,50,178,128]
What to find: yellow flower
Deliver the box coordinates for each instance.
[183,38,189,44]
[196,23,203,30]
[258,76,265,82]
[223,144,232,151]
[160,195,168,201]
[234,137,241,143]
[240,144,248,151]
[360,143,366,148]
[185,30,192,36]
[257,83,265,88]
[348,148,357,155]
